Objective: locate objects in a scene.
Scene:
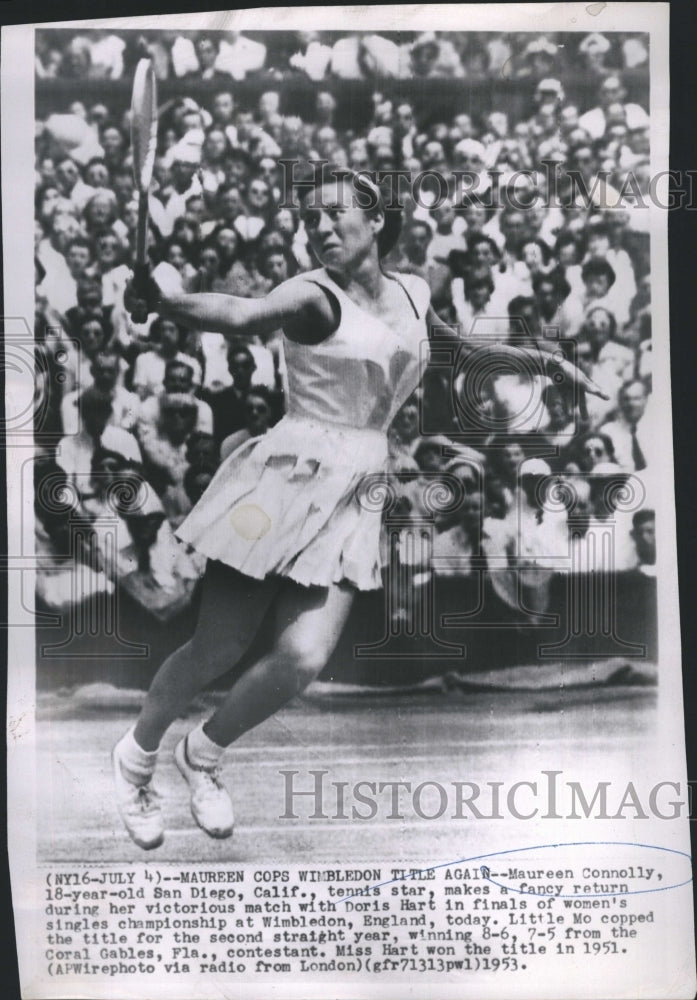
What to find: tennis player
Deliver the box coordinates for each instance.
[113,166,605,849]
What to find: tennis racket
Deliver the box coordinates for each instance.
[130,57,158,323]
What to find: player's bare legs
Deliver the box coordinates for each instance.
[134,561,281,751]
[172,579,354,839]
[113,561,279,848]
[202,578,355,747]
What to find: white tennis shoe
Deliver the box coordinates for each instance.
[112,739,164,850]
[174,735,234,839]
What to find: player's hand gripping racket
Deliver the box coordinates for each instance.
[129,58,158,323]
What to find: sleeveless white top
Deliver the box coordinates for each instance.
[176,268,431,590]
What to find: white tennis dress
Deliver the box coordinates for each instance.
[176,268,431,590]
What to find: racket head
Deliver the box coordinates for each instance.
[130,58,158,193]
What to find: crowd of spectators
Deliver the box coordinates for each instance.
[35,29,649,83]
[33,29,656,668]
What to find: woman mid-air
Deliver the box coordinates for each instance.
[113,166,604,849]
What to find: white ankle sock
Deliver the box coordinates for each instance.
[117,727,159,787]
[186,723,226,770]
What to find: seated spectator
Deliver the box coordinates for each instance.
[37,212,84,314]
[586,463,638,571]
[56,386,141,488]
[131,317,202,399]
[138,391,200,525]
[118,488,201,621]
[137,357,212,455]
[83,188,120,237]
[188,34,232,84]
[582,220,635,326]
[388,395,421,463]
[580,257,620,319]
[34,459,114,611]
[184,463,217,510]
[393,220,452,317]
[451,267,507,340]
[61,349,138,436]
[431,457,483,578]
[515,236,553,287]
[202,342,257,444]
[584,306,635,383]
[185,430,220,471]
[600,378,651,473]
[571,430,618,473]
[629,508,656,576]
[220,385,275,460]
[482,456,562,617]
[428,198,467,264]
[407,32,464,79]
[215,31,267,81]
[149,146,203,239]
[64,274,113,338]
[542,384,578,450]
[413,435,453,475]
[258,243,296,289]
[578,74,649,140]
[54,154,95,213]
[532,270,584,338]
[61,314,118,395]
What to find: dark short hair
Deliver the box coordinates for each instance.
[465,270,494,297]
[85,155,108,171]
[576,430,617,463]
[507,294,537,317]
[632,509,655,530]
[467,233,501,260]
[227,343,255,365]
[245,385,274,409]
[532,268,571,300]
[581,257,616,288]
[554,230,585,258]
[520,237,552,265]
[164,358,194,380]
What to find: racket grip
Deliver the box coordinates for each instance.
[130,263,151,324]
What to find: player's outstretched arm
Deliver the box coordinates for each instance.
[125,274,334,341]
[425,305,609,401]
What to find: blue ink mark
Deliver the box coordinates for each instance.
[336,842,692,904]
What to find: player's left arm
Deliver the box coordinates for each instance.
[425,304,608,400]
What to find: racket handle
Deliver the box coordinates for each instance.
[130,263,151,325]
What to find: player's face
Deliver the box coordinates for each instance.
[301,180,379,271]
